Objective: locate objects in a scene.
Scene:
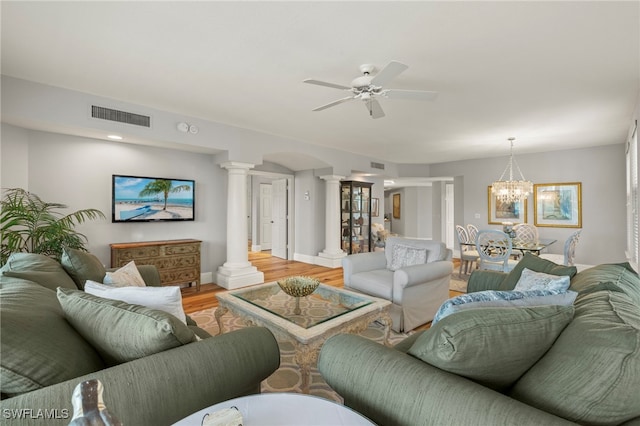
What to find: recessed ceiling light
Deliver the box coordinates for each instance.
[107,135,123,140]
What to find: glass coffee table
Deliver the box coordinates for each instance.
[215,282,392,393]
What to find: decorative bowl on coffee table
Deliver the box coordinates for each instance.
[277,276,321,314]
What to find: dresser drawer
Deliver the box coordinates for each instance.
[114,246,161,263]
[163,244,200,256]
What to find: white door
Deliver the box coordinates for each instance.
[260,184,272,250]
[445,183,455,250]
[271,178,288,259]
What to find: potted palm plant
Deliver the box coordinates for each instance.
[0,188,105,265]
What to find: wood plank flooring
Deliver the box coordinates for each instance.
[180,250,344,314]
[181,250,462,332]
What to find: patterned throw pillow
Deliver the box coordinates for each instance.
[432,289,578,324]
[103,260,146,287]
[389,244,428,271]
[514,268,571,292]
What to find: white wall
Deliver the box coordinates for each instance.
[2,125,227,276]
[430,144,627,265]
[0,124,29,189]
[294,170,326,257]
[3,122,629,269]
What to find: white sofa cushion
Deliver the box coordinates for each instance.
[348,269,394,300]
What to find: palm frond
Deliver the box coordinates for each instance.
[1,188,105,264]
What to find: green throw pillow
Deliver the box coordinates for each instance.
[408,305,575,391]
[500,253,577,291]
[0,252,78,291]
[0,281,104,396]
[57,288,198,366]
[60,248,106,290]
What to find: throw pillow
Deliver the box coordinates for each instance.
[56,288,197,366]
[514,268,571,292]
[84,280,187,324]
[60,248,107,290]
[389,244,428,271]
[0,252,78,291]
[432,289,577,324]
[103,261,146,287]
[500,252,577,291]
[408,305,575,391]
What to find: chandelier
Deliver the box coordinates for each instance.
[491,137,533,203]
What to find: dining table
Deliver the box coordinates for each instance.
[462,237,556,257]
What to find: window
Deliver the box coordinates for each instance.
[627,121,638,272]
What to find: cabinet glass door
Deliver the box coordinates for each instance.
[340,181,373,254]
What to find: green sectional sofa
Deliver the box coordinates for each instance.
[0,251,280,425]
[319,254,640,426]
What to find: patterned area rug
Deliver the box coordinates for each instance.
[449,273,469,293]
[189,308,410,401]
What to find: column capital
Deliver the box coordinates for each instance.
[318,175,345,182]
[219,161,255,171]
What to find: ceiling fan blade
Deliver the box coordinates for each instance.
[384,89,439,101]
[370,61,408,86]
[303,79,352,90]
[312,96,355,111]
[366,99,385,119]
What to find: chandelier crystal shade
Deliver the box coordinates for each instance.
[491,137,533,203]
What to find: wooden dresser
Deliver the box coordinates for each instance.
[110,239,202,291]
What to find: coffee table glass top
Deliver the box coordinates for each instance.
[231,283,372,329]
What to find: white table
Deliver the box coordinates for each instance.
[172,393,375,425]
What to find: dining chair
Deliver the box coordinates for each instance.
[455,225,479,276]
[540,230,582,266]
[466,224,479,243]
[475,229,519,272]
[512,223,539,258]
[513,223,539,245]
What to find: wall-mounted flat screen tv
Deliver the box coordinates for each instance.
[112,174,195,222]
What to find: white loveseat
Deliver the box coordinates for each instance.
[342,237,453,332]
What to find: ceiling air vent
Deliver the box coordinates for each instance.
[91,105,151,128]
[370,161,385,170]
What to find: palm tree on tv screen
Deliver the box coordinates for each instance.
[138,180,190,211]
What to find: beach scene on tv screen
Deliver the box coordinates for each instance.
[113,176,194,221]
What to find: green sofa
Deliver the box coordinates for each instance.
[0,251,280,425]
[318,254,640,426]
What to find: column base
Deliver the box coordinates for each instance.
[216,265,264,290]
[315,250,347,268]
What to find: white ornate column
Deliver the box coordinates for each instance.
[316,175,347,268]
[216,162,264,289]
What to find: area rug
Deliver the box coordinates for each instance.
[190,307,411,401]
[449,273,469,293]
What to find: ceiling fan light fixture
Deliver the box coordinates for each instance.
[303,61,438,119]
[491,137,533,203]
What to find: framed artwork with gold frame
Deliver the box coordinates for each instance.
[393,193,401,219]
[371,198,379,217]
[487,186,527,225]
[534,182,582,228]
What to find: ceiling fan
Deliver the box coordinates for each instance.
[303,61,438,119]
